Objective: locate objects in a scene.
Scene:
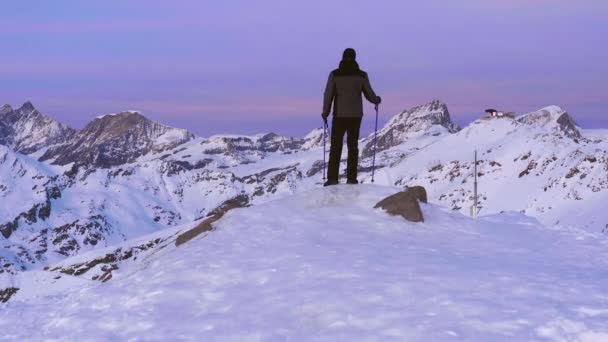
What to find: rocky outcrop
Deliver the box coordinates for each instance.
[0,287,19,303]
[176,195,250,246]
[0,198,52,239]
[50,215,113,256]
[374,186,427,222]
[47,236,170,281]
[406,185,428,204]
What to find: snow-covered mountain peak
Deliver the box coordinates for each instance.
[385,99,460,133]
[361,100,460,157]
[40,110,194,168]
[86,111,163,137]
[517,105,581,139]
[0,101,76,154]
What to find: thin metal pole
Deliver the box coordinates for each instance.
[473,149,478,217]
[322,121,328,181]
[371,105,379,183]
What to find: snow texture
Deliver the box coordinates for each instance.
[1,185,607,341]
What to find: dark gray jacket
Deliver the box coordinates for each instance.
[323,66,380,118]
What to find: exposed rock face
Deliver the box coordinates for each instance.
[0,101,76,154]
[206,194,250,218]
[40,111,194,168]
[556,112,582,140]
[406,185,428,203]
[200,132,320,161]
[362,100,460,157]
[0,198,51,238]
[0,287,19,303]
[374,187,427,222]
[517,106,582,140]
[0,104,13,115]
[48,236,169,281]
[176,195,250,247]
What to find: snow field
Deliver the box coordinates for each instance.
[1,185,608,341]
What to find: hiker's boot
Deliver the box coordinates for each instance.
[323,179,339,187]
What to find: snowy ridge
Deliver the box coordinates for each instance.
[1,185,607,340]
[1,99,608,281]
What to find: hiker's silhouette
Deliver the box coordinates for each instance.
[322,48,381,186]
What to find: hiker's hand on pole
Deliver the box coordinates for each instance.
[321,113,329,125]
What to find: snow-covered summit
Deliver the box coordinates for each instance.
[517,105,582,139]
[0,101,76,154]
[387,99,460,134]
[362,99,460,157]
[40,111,194,168]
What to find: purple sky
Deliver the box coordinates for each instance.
[1,1,606,137]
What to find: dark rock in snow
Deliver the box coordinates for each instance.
[374,187,426,222]
[176,195,250,246]
[0,287,19,303]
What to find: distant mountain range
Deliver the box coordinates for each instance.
[1,100,607,275]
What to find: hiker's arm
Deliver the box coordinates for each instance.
[322,72,335,117]
[363,73,381,105]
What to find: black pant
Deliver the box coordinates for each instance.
[327,117,362,182]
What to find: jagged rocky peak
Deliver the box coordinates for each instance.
[517,105,582,139]
[87,111,195,148]
[40,110,194,168]
[1,104,13,115]
[0,101,76,154]
[20,101,35,112]
[361,100,460,157]
[386,99,460,134]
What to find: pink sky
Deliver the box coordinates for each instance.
[1,0,606,136]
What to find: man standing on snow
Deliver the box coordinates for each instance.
[322,48,381,186]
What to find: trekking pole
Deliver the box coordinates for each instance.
[322,120,328,181]
[371,104,379,183]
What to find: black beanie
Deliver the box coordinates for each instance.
[342,48,356,61]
